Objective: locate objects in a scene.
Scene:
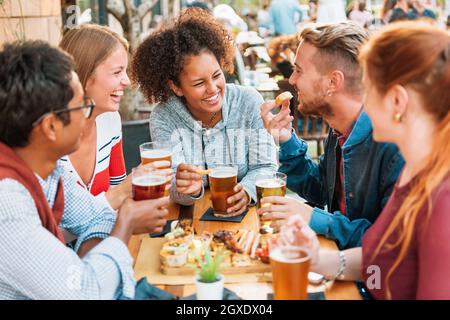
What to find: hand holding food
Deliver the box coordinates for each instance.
[275,91,293,106]
[176,163,203,196]
[260,92,294,144]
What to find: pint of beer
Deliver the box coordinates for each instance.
[270,246,311,300]
[255,172,287,209]
[139,142,172,168]
[132,168,167,200]
[255,173,287,233]
[208,166,238,217]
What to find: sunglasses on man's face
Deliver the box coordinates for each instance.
[32,97,95,127]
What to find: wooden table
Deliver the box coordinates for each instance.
[129,191,361,300]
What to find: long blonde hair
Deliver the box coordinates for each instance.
[59,24,128,89]
[358,21,450,299]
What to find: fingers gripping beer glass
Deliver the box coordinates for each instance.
[132,167,167,201]
[255,172,287,232]
[270,244,311,300]
[140,142,172,195]
[208,165,238,217]
[139,142,172,168]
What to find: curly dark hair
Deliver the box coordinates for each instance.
[0,41,74,147]
[131,8,235,104]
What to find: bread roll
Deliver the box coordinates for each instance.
[275,91,293,106]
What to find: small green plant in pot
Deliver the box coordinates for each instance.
[194,244,224,300]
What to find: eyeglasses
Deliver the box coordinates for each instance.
[32,97,95,127]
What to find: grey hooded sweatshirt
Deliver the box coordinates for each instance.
[149,84,279,205]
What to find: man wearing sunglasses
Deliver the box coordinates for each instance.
[0,41,169,299]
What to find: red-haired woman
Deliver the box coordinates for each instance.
[278,21,450,299]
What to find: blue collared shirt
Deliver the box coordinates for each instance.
[279,111,405,249]
[0,161,135,299]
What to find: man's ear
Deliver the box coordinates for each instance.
[168,80,183,97]
[39,115,60,142]
[328,70,345,94]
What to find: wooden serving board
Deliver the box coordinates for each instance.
[161,261,271,276]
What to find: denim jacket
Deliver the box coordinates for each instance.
[279,111,404,249]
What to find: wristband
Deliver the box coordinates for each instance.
[329,250,346,281]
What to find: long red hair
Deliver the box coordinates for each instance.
[359,21,450,299]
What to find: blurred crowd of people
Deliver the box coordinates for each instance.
[179,0,448,35]
[173,1,448,50]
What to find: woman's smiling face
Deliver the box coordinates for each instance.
[170,50,226,117]
[85,44,131,115]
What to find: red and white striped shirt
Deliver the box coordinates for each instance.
[61,112,126,197]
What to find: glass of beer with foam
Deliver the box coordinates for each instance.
[255,172,287,232]
[208,165,238,217]
[139,142,172,169]
[132,167,167,201]
[270,245,311,300]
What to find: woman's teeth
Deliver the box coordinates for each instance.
[204,94,219,103]
[111,90,123,97]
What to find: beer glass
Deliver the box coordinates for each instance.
[139,142,172,168]
[208,165,238,217]
[132,167,166,200]
[270,245,311,300]
[255,172,287,232]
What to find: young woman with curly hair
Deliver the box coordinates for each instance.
[132,9,278,214]
[278,21,450,299]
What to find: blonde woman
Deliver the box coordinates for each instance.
[280,22,450,299]
[59,25,132,210]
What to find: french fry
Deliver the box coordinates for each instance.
[237,230,249,250]
[244,231,255,255]
[234,229,244,242]
[275,91,293,106]
[195,169,212,175]
[250,234,261,259]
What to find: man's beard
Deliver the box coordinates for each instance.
[296,81,334,118]
[298,95,333,118]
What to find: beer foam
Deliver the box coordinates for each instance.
[140,149,172,159]
[209,167,237,178]
[255,178,285,189]
[269,247,310,264]
[132,175,166,187]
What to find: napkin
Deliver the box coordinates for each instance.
[199,207,248,223]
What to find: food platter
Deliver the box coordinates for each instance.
[159,220,275,276]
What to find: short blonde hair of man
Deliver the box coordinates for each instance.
[298,22,369,96]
